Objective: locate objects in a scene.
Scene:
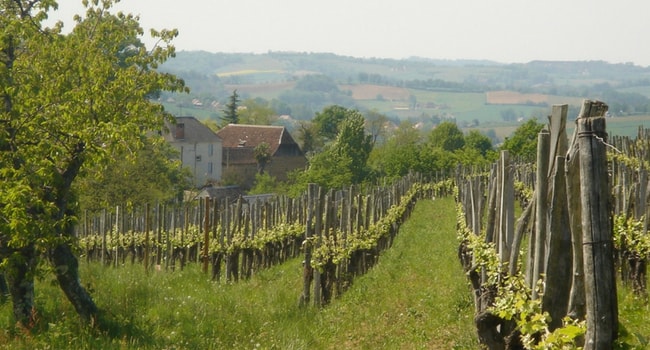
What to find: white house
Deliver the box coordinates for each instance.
[164,116,222,188]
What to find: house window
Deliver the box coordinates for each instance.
[196,155,202,162]
[208,162,213,174]
[209,143,214,156]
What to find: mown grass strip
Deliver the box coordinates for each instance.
[313,197,477,349]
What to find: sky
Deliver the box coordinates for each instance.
[48,0,650,66]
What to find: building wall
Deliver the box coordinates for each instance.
[222,155,307,190]
[266,156,307,182]
[175,141,223,187]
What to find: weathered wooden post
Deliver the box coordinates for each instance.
[167,207,173,271]
[531,130,549,298]
[156,203,163,268]
[202,197,210,274]
[541,105,573,330]
[566,119,586,319]
[100,208,107,266]
[542,156,573,330]
[181,206,188,270]
[312,188,325,307]
[144,203,150,273]
[300,184,318,306]
[578,100,618,349]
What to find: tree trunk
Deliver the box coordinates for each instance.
[4,244,37,328]
[50,243,98,325]
[0,273,8,301]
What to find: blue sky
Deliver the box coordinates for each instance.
[49,0,650,66]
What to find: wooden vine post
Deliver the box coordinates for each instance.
[300,184,318,306]
[144,203,150,273]
[567,111,586,320]
[202,197,210,274]
[531,129,549,298]
[542,105,573,330]
[577,100,618,349]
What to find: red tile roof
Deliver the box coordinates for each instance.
[215,124,298,155]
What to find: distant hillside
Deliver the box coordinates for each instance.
[158,51,650,138]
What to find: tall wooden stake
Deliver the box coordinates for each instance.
[578,100,618,349]
[531,129,549,298]
[300,184,318,306]
[203,197,210,274]
[144,203,150,273]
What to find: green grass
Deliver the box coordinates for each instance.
[0,198,477,349]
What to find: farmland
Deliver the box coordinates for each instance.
[159,51,650,141]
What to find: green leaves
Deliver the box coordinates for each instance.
[1,0,186,261]
[456,189,586,349]
[298,106,372,190]
[614,214,650,259]
[499,119,545,161]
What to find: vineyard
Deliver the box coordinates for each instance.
[4,99,650,348]
[77,175,454,306]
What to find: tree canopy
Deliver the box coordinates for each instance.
[0,0,185,327]
[312,105,349,142]
[294,107,372,191]
[464,130,494,157]
[500,118,546,161]
[370,122,497,179]
[427,121,465,152]
[74,137,190,210]
[239,98,277,125]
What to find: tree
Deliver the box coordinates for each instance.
[464,130,494,157]
[312,105,349,142]
[427,121,465,152]
[249,172,286,195]
[501,108,517,122]
[221,89,240,125]
[335,111,373,183]
[369,121,422,179]
[74,137,190,210]
[500,118,545,161]
[296,121,317,155]
[364,109,389,145]
[295,149,353,191]
[0,0,185,327]
[239,98,277,125]
[417,147,458,176]
[253,142,272,174]
[297,108,372,190]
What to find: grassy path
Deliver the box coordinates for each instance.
[312,197,478,349]
[1,198,477,349]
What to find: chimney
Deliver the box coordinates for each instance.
[175,123,185,139]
